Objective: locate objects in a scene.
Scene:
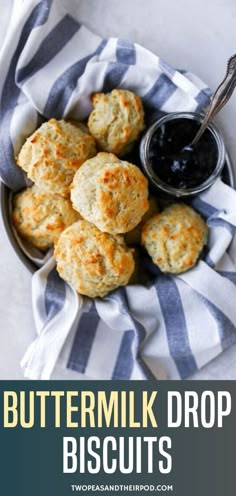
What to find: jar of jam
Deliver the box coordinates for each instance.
[139,112,226,197]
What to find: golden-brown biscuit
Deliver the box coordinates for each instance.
[88,89,145,155]
[141,203,208,274]
[54,220,135,298]
[12,185,80,251]
[124,196,159,245]
[16,119,97,197]
[70,152,149,234]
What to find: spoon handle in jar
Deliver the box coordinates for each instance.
[191,54,236,147]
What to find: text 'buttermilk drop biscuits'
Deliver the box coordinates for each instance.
[54,220,135,298]
[12,185,80,251]
[141,203,208,274]
[70,152,149,234]
[88,89,145,156]
[17,119,97,197]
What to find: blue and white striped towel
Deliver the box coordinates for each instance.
[1,0,236,380]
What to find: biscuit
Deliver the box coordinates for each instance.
[88,89,145,156]
[17,119,97,197]
[141,203,208,274]
[12,185,80,251]
[124,195,159,245]
[54,220,135,298]
[71,152,149,234]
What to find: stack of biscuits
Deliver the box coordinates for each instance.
[13,89,208,298]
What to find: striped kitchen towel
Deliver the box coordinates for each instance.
[1,0,236,379]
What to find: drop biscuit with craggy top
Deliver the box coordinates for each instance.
[12,185,80,251]
[88,89,145,156]
[71,152,149,235]
[54,220,135,298]
[16,119,97,197]
[141,203,208,274]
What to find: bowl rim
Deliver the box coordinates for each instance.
[0,183,35,274]
[140,111,226,197]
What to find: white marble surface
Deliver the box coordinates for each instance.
[1,0,236,379]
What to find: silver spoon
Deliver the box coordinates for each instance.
[164,55,236,164]
[187,53,236,149]
[161,55,236,166]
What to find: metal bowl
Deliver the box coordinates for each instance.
[0,184,36,273]
[0,151,235,273]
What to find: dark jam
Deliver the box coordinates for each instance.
[147,118,218,189]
